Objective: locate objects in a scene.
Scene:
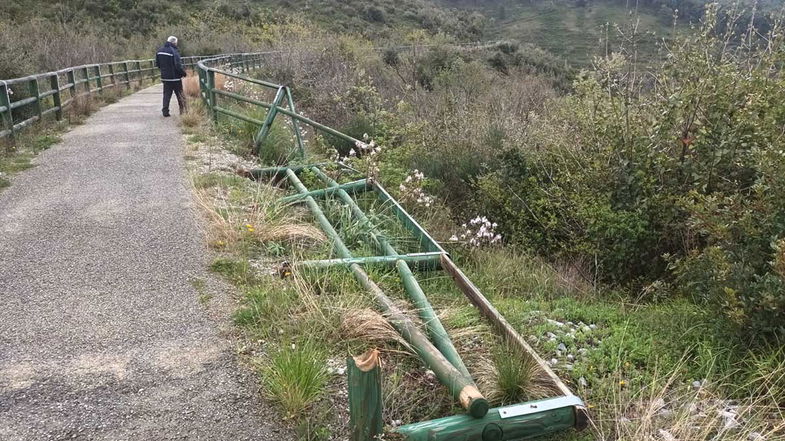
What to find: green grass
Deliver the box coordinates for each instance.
[259,340,329,418]
[210,257,257,286]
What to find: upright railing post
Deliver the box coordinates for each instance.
[107,64,116,88]
[95,65,103,93]
[67,69,77,102]
[135,61,142,86]
[348,350,383,441]
[82,67,91,95]
[29,77,42,122]
[0,81,14,146]
[50,74,63,121]
[207,69,217,122]
[198,67,207,105]
[123,62,131,88]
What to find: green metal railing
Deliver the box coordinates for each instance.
[196,54,589,440]
[0,54,212,144]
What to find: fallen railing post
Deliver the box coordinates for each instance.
[279,178,370,204]
[396,396,584,441]
[294,252,443,269]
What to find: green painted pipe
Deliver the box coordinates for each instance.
[214,106,263,126]
[280,179,370,204]
[249,164,330,181]
[309,167,472,380]
[213,88,272,109]
[396,402,577,441]
[210,68,282,90]
[285,169,488,418]
[274,105,361,146]
[374,182,446,254]
[254,86,286,154]
[295,252,444,269]
[285,87,305,156]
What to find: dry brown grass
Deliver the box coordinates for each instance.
[183,73,228,99]
[183,74,200,98]
[180,98,207,129]
[66,95,98,122]
[258,223,325,245]
[341,308,413,354]
[588,360,785,441]
[474,339,557,406]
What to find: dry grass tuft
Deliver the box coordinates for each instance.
[183,72,228,99]
[258,223,325,245]
[341,308,413,353]
[475,340,556,406]
[180,98,207,129]
[183,74,200,98]
[67,95,98,122]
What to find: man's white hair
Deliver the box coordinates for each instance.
[167,36,178,44]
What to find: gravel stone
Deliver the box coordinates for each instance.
[0,86,289,440]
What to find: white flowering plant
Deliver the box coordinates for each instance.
[449,216,502,248]
[398,169,434,209]
[335,133,383,181]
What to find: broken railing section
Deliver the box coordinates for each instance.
[285,167,489,419]
[202,52,586,440]
[251,164,588,439]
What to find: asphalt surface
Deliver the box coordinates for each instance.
[0,85,288,440]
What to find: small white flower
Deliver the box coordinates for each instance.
[449,235,458,241]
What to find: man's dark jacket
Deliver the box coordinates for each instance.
[155,42,186,81]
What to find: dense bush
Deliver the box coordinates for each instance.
[473,6,785,336]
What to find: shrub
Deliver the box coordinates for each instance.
[471,5,785,336]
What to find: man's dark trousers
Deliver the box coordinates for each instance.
[162,80,186,116]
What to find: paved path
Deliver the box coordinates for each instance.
[0,85,286,440]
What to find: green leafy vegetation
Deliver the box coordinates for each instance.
[137,0,785,438]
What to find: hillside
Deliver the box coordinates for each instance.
[2,0,699,78]
[443,0,678,66]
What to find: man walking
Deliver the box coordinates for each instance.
[155,36,187,117]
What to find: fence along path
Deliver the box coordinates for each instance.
[0,54,215,145]
[0,81,288,438]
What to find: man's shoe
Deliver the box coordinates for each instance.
[163,113,171,117]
